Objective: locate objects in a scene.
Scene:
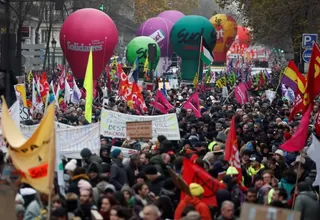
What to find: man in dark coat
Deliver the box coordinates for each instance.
[144,165,166,196]
[109,149,128,191]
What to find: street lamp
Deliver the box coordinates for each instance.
[51,38,57,71]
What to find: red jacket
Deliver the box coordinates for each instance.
[174,195,211,220]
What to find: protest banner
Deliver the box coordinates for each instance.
[100,109,180,140]
[240,203,300,220]
[21,123,100,159]
[126,121,152,140]
[0,101,20,153]
[110,146,139,158]
[1,99,56,194]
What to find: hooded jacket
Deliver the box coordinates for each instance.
[174,195,211,220]
[294,191,320,220]
[68,174,89,196]
[109,159,128,191]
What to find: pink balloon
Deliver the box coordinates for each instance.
[60,8,118,80]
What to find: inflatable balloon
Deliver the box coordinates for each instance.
[170,15,216,81]
[236,26,252,48]
[60,8,118,80]
[137,17,173,57]
[158,10,185,24]
[210,14,237,63]
[126,36,160,77]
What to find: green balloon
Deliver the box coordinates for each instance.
[170,15,216,81]
[126,36,161,76]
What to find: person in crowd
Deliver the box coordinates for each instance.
[144,165,166,196]
[175,183,211,220]
[98,195,118,220]
[270,187,289,208]
[109,149,128,191]
[246,188,258,204]
[247,154,265,176]
[74,188,97,219]
[217,200,236,220]
[80,148,103,170]
[293,182,320,220]
[139,204,162,220]
[68,167,90,196]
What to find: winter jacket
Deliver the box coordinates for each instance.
[109,159,128,191]
[278,178,295,200]
[174,195,212,220]
[92,181,111,206]
[147,175,166,196]
[294,191,320,220]
[68,174,90,196]
[247,164,265,176]
[23,200,41,220]
[257,184,272,204]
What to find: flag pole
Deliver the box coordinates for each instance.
[197,36,203,88]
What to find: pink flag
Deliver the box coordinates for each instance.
[281,106,311,152]
[152,90,174,114]
[235,83,249,104]
[183,92,201,118]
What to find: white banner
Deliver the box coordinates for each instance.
[20,122,100,159]
[100,109,180,140]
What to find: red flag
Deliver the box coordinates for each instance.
[281,106,311,152]
[182,159,226,207]
[259,72,265,88]
[234,83,248,104]
[315,112,320,137]
[118,64,129,99]
[224,116,242,183]
[131,83,147,113]
[305,44,320,105]
[40,72,49,98]
[183,92,201,118]
[152,90,174,114]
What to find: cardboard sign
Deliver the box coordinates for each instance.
[126,121,152,140]
[240,203,301,220]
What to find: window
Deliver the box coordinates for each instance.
[41,30,49,44]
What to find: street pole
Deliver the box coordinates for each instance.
[5,0,11,106]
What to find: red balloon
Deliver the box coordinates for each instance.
[236,26,252,48]
[60,8,118,79]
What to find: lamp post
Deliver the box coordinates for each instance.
[51,38,57,71]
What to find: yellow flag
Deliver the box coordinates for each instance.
[143,56,149,73]
[27,71,33,83]
[1,98,56,194]
[15,84,27,107]
[84,48,93,123]
[193,72,199,88]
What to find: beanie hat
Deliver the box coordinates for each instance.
[65,159,77,172]
[80,148,92,158]
[274,149,284,157]
[189,183,204,197]
[226,166,239,175]
[216,132,226,143]
[88,163,99,173]
[78,180,92,192]
[104,183,116,193]
[111,149,122,158]
[144,165,158,175]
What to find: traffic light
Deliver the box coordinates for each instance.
[99,4,106,12]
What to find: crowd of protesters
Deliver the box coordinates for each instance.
[1,68,320,220]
